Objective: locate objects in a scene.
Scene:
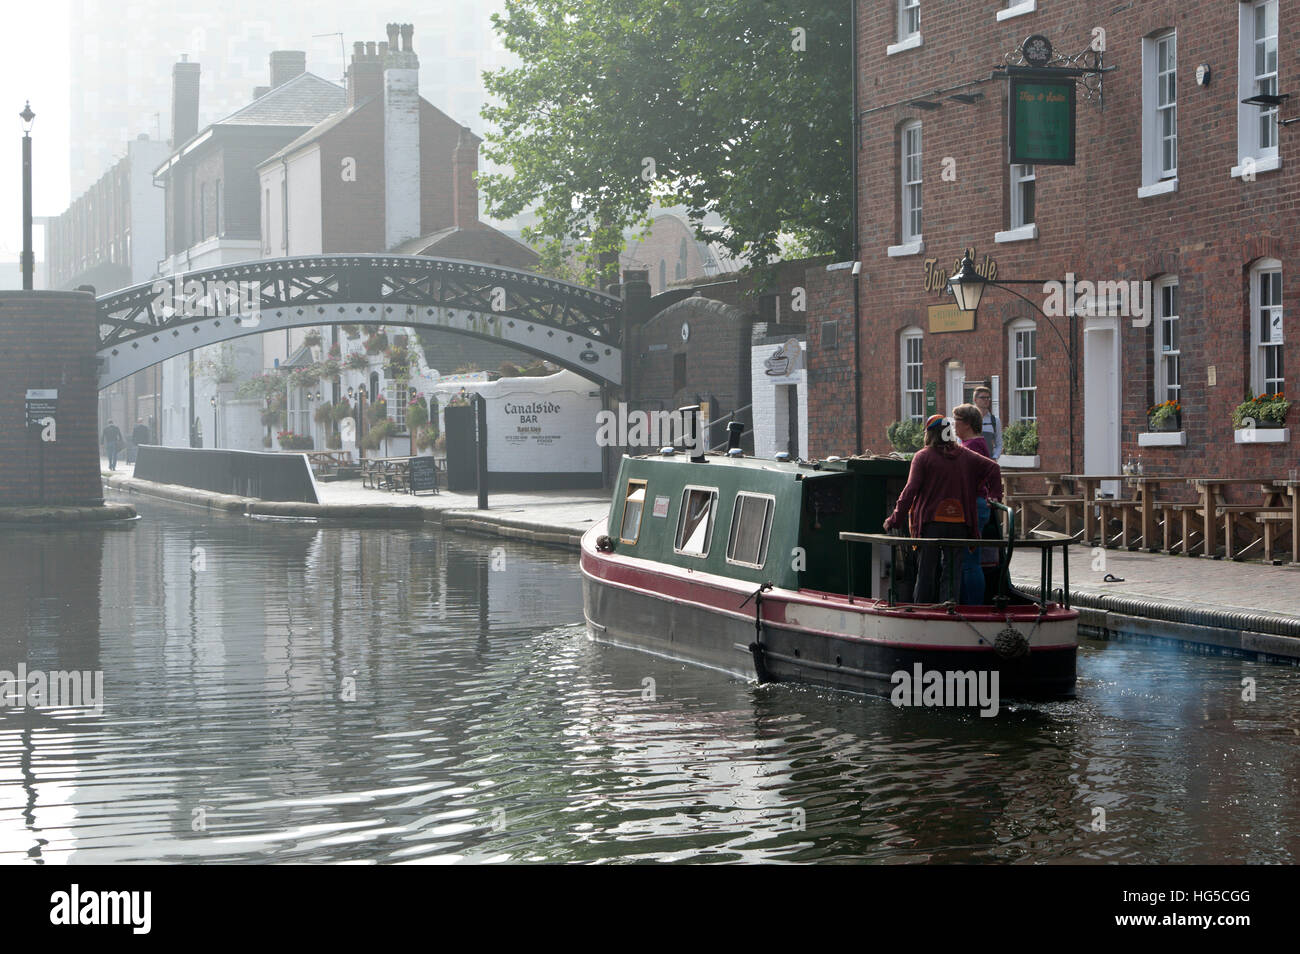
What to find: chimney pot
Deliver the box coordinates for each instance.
[401,24,414,52]
[386,23,400,48]
[366,41,376,57]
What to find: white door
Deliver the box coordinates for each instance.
[945,361,965,416]
[1083,319,1120,494]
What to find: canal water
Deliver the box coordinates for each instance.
[2,495,1299,864]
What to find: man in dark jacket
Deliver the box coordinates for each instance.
[101,420,123,470]
[129,419,150,464]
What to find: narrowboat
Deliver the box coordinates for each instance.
[580,440,1078,699]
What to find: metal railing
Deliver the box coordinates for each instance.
[840,502,1073,611]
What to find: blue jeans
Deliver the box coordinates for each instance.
[106,442,119,469]
[960,498,990,604]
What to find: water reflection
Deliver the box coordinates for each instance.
[0,495,1297,864]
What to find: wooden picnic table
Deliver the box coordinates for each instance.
[1001,471,1071,495]
[304,450,353,475]
[1188,477,1289,558]
[1117,475,1186,551]
[360,456,441,494]
[1000,472,1081,538]
[1271,479,1300,564]
[1064,474,1129,545]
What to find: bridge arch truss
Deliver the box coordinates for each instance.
[95,255,625,389]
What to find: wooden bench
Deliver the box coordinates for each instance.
[1096,498,1144,548]
[1255,511,1294,563]
[1007,494,1082,538]
[1154,501,1205,555]
[1218,505,1293,560]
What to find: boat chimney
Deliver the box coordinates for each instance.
[726,421,744,453]
[679,405,706,462]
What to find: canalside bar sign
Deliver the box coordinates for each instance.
[1009,75,1076,165]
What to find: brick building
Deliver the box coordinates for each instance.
[45,134,170,444]
[628,257,828,453]
[246,24,541,454]
[153,51,347,448]
[620,211,742,295]
[809,0,1299,485]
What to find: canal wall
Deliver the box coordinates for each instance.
[0,291,103,506]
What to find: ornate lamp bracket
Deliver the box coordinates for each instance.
[994,34,1114,107]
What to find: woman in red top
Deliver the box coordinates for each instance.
[883,414,1002,603]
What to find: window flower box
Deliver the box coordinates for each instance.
[1234,427,1290,444]
[1138,431,1188,447]
[1231,393,1289,430]
[1147,401,1181,433]
[998,454,1040,469]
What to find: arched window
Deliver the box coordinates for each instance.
[900,326,924,422]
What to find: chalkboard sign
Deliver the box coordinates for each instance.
[409,455,439,495]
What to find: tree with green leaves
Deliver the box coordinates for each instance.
[481,0,851,288]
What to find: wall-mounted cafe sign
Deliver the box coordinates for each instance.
[924,248,998,297]
[928,302,975,333]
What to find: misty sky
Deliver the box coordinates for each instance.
[0,0,513,266]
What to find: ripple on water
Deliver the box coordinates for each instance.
[2,499,1300,863]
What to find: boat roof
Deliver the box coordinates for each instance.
[623,451,909,478]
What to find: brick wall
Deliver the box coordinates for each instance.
[622,215,713,295]
[321,105,385,253]
[808,0,1300,496]
[0,292,103,506]
[632,297,750,422]
[419,102,470,235]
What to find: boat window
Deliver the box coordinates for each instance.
[727,492,775,568]
[620,479,647,544]
[674,486,718,557]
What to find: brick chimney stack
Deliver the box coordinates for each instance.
[451,126,481,229]
[170,56,201,147]
[346,40,382,107]
[269,50,306,88]
[383,23,421,249]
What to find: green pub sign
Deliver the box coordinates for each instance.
[924,382,937,415]
[1009,76,1076,165]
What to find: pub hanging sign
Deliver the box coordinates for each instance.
[1009,75,1076,165]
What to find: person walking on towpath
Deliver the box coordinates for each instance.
[130,419,150,464]
[101,420,123,470]
[883,414,1002,604]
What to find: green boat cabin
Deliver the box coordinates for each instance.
[606,453,910,598]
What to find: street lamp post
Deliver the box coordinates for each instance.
[209,395,218,449]
[350,383,367,459]
[947,252,1078,473]
[19,102,35,290]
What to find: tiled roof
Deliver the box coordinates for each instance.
[215,73,345,128]
[258,97,375,166]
